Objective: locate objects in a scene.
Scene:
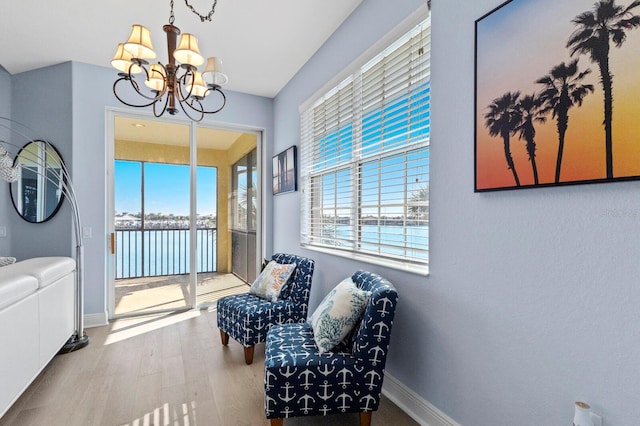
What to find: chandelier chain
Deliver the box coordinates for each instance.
[184,0,218,22]
[169,0,176,24]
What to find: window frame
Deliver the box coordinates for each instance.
[299,7,431,275]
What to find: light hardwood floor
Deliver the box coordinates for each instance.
[0,309,418,426]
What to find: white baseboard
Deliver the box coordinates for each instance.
[84,312,108,328]
[382,373,460,426]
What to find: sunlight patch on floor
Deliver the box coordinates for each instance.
[104,309,211,345]
[124,401,197,426]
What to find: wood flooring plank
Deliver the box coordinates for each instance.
[182,348,210,386]
[185,377,223,426]
[160,383,191,425]
[99,373,136,426]
[68,374,115,426]
[161,326,182,359]
[137,329,163,377]
[161,354,186,388]
[15,357,70,411]
[94,337,142,378]
[131,371,163,420]
[3,405,51,426]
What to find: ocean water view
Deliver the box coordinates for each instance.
[115,228,217,279]
[332,224,428,260]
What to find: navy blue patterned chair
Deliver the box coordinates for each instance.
[264,270,398,426]
[217,253,315,364]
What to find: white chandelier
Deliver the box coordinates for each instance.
[111,0,228,121]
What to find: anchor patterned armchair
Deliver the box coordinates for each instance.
[264,270,398,426]
[217,253,315,364]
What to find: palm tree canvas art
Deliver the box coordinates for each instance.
[475,0,640,191]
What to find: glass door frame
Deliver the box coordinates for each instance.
[106,108,265,320]
[230,148,259,284]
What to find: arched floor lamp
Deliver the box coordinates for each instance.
[0,117,88,352]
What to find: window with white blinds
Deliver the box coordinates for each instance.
[300,16,430,269]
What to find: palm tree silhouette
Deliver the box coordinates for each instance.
[515,94,546,185]
[485,91,522,186]
[567,0,640,179]
[536,59,594,183]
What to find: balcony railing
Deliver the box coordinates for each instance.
[115,227,217,279]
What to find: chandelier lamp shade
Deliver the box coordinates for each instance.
[111,0,228,122]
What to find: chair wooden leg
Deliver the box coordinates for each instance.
[244,345,255,364]
[270,419,284,426]
[359,411,372,426]
[219,329,229,346]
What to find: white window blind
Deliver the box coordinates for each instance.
[300,16,430,268]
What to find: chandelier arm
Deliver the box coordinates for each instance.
[152,92,171,118]
[143,62,170,98]
[174,68,198,103]
[187,86,227,114]
[113,61,169,105]
[113,77,163,108]
[178,98,205,121]
[128,64,169,101]
[184,97,205,113]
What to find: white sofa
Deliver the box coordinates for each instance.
[0,257,75,418]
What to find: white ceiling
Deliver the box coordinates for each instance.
[0,0,362,98]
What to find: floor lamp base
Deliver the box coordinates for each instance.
[59,332,90,354]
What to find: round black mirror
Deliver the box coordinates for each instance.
[9,140,65,223]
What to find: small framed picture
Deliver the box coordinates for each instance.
[272,145,297,195]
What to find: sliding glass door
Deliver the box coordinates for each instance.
[108,113,262,319]
[113,120,196,316]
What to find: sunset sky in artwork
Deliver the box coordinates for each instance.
[475,0,640,190]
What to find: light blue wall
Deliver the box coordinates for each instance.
[70,62,116,316]
[0,67,11,255]
[273,0,640,425]
[10,63,74,261]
